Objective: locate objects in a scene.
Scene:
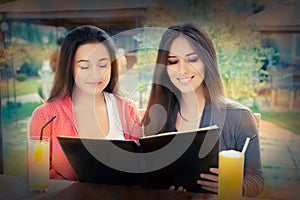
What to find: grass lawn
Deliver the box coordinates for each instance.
[1,101,41,175]
[260,111,300,136]
[2,102,42,128]
[4,76,42,97]
[1,76,42,175]
[250,104,300,136]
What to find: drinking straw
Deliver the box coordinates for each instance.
[241,137,251,154]
[40,116,57,140]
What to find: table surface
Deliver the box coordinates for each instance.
[0,175,264,200]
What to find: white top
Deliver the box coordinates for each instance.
[103,92,124,139]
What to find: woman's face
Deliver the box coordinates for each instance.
[167,36,205,93]
[73,42,111,95]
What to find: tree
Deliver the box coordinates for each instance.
[135,0,275,105]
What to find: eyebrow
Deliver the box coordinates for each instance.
[76,58,109,63]
[167,52,197,58]
[76,59,89,63]
[186,52,197,57]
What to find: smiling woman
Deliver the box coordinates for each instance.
[142,23,263,197]
[29,25,143,181]
[167,36,205,95]
[73,43,112,96]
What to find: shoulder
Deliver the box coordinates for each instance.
[113,92,139,110]
[218,101,259,150]
[222,100,258,136]
[32,96,72,118]
[113,92,141,124]
[223,100,253,119]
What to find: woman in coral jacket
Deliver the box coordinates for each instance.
[29,25,142,180]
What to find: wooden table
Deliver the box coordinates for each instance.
[0,175,213,200]
[0,175,263,200]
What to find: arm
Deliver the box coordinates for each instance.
[115,94,143,141]
[197,109,264,197]
[127,100,144,138]
[238,110,264,197]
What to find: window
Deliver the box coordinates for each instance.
[293,34,300,58]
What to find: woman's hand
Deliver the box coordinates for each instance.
[197,168,219,193]
[169,186,187,192]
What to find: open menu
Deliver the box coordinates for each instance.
[57,125,220,193]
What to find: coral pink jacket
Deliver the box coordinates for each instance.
[30,94,143,181]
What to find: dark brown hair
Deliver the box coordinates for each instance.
[142,23,226,134]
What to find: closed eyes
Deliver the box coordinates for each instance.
[167,56,200,65]
[99,63,108,68]
[188,57,199,63]
[79,64,108,69]
[167,59,178,65]
[79,65,89,69]
[76,57,110,69]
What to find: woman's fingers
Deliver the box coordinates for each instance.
[200,173,218,182]
[197,180,218,193]
[169,186,175,191]
[209,168,219,175]
[197,168,219,193]
[201,185,218,193]
[169,186,187,192]
[197,180,218,188]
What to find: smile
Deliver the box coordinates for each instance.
[176,75,195,84]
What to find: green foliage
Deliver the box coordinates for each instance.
[2,102,41,126]
[38,86,44,99]
[9,21,67,71]
[16,73,28,81]
[0,46,18,63]
[139,0,277,103]
[13,44,55,71]
[7,77,42,96]
[133,28,164,69]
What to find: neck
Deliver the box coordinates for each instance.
[72,87,105,107]
[72,87,108,138]
[179,85,205,120]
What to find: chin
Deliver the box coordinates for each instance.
[177,86,195,94]
[94,88,105,95]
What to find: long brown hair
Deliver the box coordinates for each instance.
[48,25,118,102]
[142,23,226,134]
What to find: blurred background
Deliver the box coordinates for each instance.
[0,0,299,199]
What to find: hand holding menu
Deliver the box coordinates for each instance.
[57,125,220,193]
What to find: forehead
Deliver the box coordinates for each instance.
[75,42,110,59]
[169,36,195,56]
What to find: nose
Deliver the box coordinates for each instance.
[91,66,103,79]
[177,59,188,74]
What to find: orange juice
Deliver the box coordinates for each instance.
[27,136,50,192]
[218,150,244,200]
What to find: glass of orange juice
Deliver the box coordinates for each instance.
[218,150,244,200]
[27,135,50,192]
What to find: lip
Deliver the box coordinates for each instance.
[86,81,102,86]
[176,75,195,84]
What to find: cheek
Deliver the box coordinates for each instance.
[167,67,177,79]
[166,68,175,85]
[73,69,82,83]
[101,67,111,82]
[73,67,78,80]
[193,64,205,79]
[198,68,205,80]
